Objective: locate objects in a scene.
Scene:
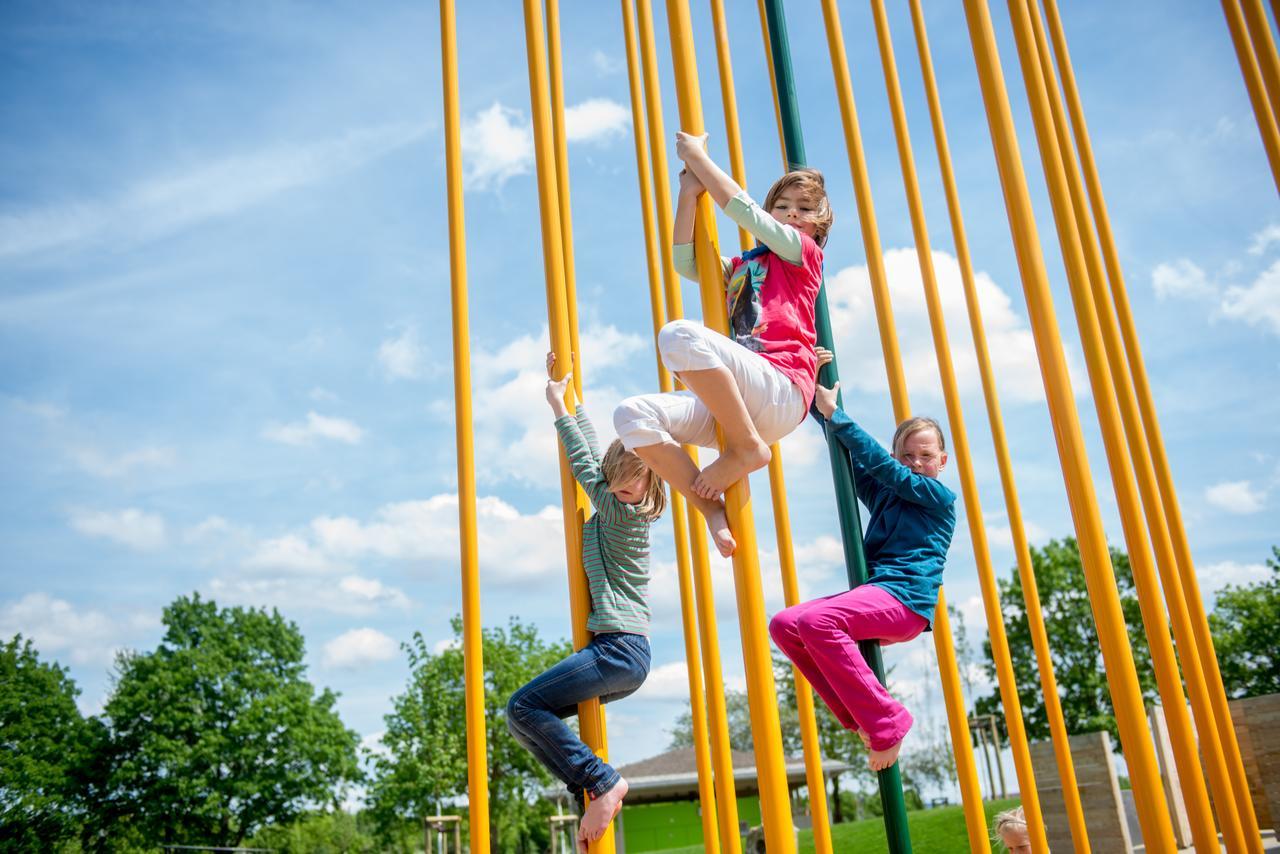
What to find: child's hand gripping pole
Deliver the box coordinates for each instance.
[546,351,573,420]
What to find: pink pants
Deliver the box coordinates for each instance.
[769,584,926,751]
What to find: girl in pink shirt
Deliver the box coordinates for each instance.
[614,132,830,556]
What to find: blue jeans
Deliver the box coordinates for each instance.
[506,632,650,799]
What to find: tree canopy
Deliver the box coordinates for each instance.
[1208,545,1280,698]
[366,616,572,853]
[89,594,361,848]
[0,636,94,852]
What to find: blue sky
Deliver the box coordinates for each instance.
[2,0,1277,801]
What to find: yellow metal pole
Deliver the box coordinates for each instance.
[1222,0,1280,193]
[863,4,1049,850]
[544,0,584,399]
[1243,0,1280,137]
[664,2,795,850]
[1015,3,1237,851]
[815,3,987,848]
[1041,0,1267,847]
[960,0,1178,848]
[521,3,616,852]
[439,2,489,850]
[754,0,790,171]
[904,3,1089,849]
[620,3,722,850]
[635,2,744,849]
[705,3,833,850]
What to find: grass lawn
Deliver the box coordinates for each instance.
[646,798,1021,854]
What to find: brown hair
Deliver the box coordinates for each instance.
[762,168,834,247]
[601,439,667,520]
[892,416,946,456]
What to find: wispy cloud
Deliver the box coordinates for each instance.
[377,325,425,380]
[1153,259,1214,300]
[462,103,533,191]
[69,507,167,551]
[322,627,398,669]
[207,573,411,616]
[1205,479,1266,514]
[564,98,629,144]
[71,444,175,478]
[0,122,429,261]
[262,412,364,446]
[1153,225,1280,336]
[0,593,155,666]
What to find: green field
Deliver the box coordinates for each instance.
[647,798,1021,854]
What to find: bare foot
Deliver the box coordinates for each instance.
[579,777,628,847]
[868,737,904,772]
[705,501,737,557]
[691,439,771,499]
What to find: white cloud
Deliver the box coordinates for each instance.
[309,386,340,403]
[432,637,461,655]
[824,249,1084,404]
[262,411,364,446]
[1248,223,1280,256]
[0,593,149,665]
[207,573,410,616]
[70,507,167,551]
[1205,480,1266,514]
[323,628,398,669]
[71,444,175,478]
[378,326,425,380]
[1221,259,1280,335]
[244,533,341,573]
[590,50,623,75]
[462,102,533,190]
[0,122,428,260]
[7,396,66,421]
[183,515,234,543]
[1152,259,1215,300]
[563,98,629,143]
[1200,560,1272,594]
[632,660,697,701]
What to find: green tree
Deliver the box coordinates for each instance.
[88,594,361,848]
[975,538,1157,742]
[0,636,93,851]
[1209,546,1280,698]
[367,617,572,854]
[245,809,380,853]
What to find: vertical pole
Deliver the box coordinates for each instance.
[439,3,489,851]
[521,2,616,852]
[864,2,1051,847]
[633,3,744,850]
[1041,1,1266,847]
[664,2,796,850]
[804,0,988,849]
[904,2,1090,847]
[705,2,833,850]
[960,0,1178,848]
[989,717,1007,800]
[1010,2,1232,849]
[1222,0,1280,192]
[1242,0,1280,133]
[620,2,722,850]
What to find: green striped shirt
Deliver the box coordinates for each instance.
[555,406,652,636]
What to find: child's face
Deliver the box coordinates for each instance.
[609,471,651,505]
[768,188,819,239]
[894,428,947,479]
[999,826,1031,854]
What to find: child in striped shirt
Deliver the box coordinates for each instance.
[507,352,667,852]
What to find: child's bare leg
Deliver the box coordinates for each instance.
[677,365,771,499]
[634,441,736,557]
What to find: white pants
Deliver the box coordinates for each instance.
[614,319,806,451]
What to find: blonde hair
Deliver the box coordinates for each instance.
[602,439,666,520]
[892,416,946,456]
[992,805,1027,850]
[762,168,834,247]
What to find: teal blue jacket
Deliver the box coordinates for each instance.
[825,408,956,626]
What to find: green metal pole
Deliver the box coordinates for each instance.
[762,2,913,851]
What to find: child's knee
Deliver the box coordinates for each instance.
[506,691,529,730]
[768,608,798,644]
[795,609,834,642]
[613,396,656,449]
[657,318,700,361]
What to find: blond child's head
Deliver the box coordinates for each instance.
[892,416,948,479]
[602,439,666,519]
[993,805,1030,854]
[763,168,834,247]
